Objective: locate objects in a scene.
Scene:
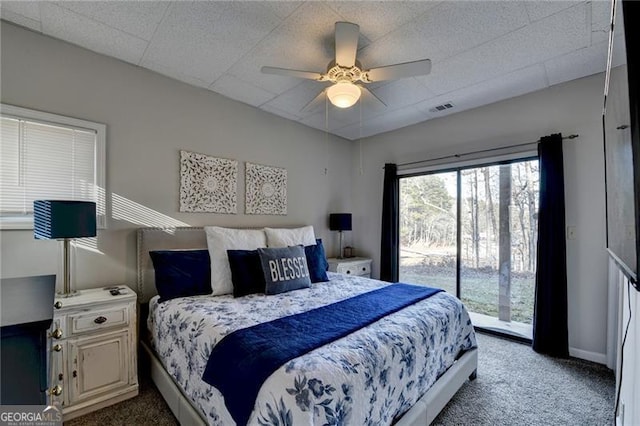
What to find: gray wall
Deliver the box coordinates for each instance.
[0,22,353,288]
[351,73,609,361]
[0,21,611,362]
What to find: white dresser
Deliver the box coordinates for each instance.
[327,257,372,278]
[50,286,138,420]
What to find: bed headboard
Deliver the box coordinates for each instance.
[136,227,208,303]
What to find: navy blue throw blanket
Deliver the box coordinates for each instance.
[202,283,442,425]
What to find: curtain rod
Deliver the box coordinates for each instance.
[396,134,579,168]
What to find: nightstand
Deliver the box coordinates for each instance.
[327,257,372,278]
[50,285,138,420]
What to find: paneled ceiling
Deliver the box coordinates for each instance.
[0,1,625,140]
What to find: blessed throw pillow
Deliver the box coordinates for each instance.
[305,239,329,283]
[149,250,211,303]
[264,226,316,247]
[257,246,312,295]
[204,226,267,296]
[227,249,265,297]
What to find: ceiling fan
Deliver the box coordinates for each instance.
[261,22,432,110]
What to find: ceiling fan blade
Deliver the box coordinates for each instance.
[366,59,432,82]
[261,66,323,81]
[335,22,360,68]
[301,89,328,113]
[359,85,387,107]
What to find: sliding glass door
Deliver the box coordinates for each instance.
[399,158,539,338]
[399,172,457,295]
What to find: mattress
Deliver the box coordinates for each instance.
[148,273,477,425]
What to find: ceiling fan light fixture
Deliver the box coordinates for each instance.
[327,81,361,108]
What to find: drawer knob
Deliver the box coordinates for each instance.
[49,385,62,396]
[362,267,366,271]
[94,316,108,324]
[51,328,63,339]
[54,301,63,309]
[346,270,351,274]
[53,344,63,352]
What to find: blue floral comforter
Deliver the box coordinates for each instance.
[148,273,477,425]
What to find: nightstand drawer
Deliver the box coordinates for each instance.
[69,305,129,335]
[328,257,373,278]
[337,262,371,276]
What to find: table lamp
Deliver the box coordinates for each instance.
[329,213,352,259]
[33,200,97,297]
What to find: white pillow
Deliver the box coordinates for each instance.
[204,226,267,295]
[264,226,316,248]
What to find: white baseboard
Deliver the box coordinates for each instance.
[569,347,607,365]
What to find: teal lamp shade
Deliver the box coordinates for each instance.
[329,213,352,259]
[329,213,352,231]
[33,200,96,240]
[33,200,96,297]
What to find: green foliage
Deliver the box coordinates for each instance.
[400,161,540,273]
[400,174,455,247]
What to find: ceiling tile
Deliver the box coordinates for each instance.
[417,64,548,118]
[361,106,427,138]
[0,1,617,140]
[226,2,344,96]
[324,1,440,42]
[40,3,148,65]
[544,37,622,86]
[262,80,330,117]
[142,61,211,89]
[259,2,304,20]
[590,0,620,45]
[142,2,285,84]
[419,3,589,95]
[210,74,277,107]
[371,78,436,109]
[300,110,349,132]
[259,104,303,122]
[0,1,41,22]
[52,1,169,41]
[337,105,427,139]
[357,1,529,70]
[524,1,578,23]
[332,126,363,141]
[0,8,41,32]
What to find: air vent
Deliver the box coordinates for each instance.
[429,102,455,113]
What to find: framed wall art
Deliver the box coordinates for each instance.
[179,150,237,214]
[245,162,287,215]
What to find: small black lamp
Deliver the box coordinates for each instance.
[329,213,352,259]
[34,200,97,297]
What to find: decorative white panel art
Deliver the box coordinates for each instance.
[179,150,237,214]
[245,162,287,215]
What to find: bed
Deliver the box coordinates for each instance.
[136,227,478,426]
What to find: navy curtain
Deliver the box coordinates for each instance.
[380,163,399,282]
[532,134,569,357]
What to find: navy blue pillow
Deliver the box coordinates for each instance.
[227,249,265,297]
[305,239,329,283]
[258,246,312,295]
[149,250,211,303]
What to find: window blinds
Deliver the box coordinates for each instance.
[0,117,97,215]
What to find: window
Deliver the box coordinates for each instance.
[0,104,105,229]
[399,155,539,340]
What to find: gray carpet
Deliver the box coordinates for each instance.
[66,332,615,425]
[432,333,615,426]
